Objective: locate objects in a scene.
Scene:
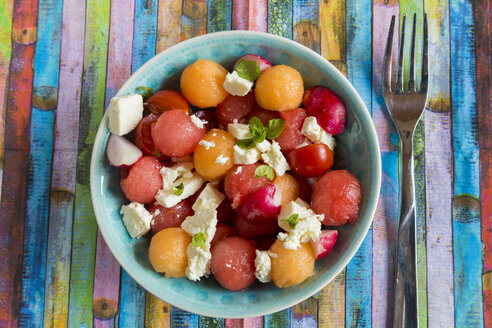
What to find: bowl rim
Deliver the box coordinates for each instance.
[90,30,381,318]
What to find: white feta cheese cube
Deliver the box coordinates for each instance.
[260,140,290,176]
[190,114,206,130]
[233,145,260,165]
[155,172,204,208]
[173,162,194,178]
[223,71,253,96]
[227,123,252,140]
[192,183,225,211]
[255,139,272,153]
[120,202,152,238]
[181,206,218,243]
[301,116,336,151]
[198,140,215,150]
[108,94,144,136]
[186,243,212,281]
[255,250,275,283]
[215,154,229,165]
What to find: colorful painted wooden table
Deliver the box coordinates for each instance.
[0,0,490,327]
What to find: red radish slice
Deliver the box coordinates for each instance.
[309,230,338,260]
[233,54,272,73]
[107,133,143,167]
[239,184,281,225]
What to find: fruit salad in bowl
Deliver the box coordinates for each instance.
[90,31,381,318]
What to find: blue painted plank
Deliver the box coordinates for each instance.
[449,0,483,327]
[264,308,292,328]
[171,307,199,327]
[207,0,232,32]
[19,0,63,326]
[293,0,318,23]
[119,270,146,327]
[345,0,372,327]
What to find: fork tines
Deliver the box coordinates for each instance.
[382,13,428,94]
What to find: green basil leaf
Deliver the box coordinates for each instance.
[236,138,255,149]
[283,214,299,228]
[248,116,265,138]
[192,232,206,247]
[235,59,261,82]
[135,86,153,102]
[266,119,286,140]
[252,129,266,144]
[172,183,184,196]
[254,164,275,181]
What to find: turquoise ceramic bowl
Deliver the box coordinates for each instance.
[91,31,381,318]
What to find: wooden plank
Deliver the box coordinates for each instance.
[181,0,207,40]
[42,0,85,325]
[156,0,182,54]
[318,1,347,327]
[371,1,399,327]
[0,0,14,202]
[264,309,291,328]
[67,1,110,326]
[474,0,492,326]
[18,0,63,326]
[345,0,372,327]
[119,271,146,327]
[207,0,231,32]
[145,292,171,328]
[267,0,292,39]
[0,0,37,326]
[243,317,263,328]
[225,318,243,328]
[422,1,454,327]
[449,0,483,326]
[248,0,267,32]
[171,307,199,327]
[232,0,247,30]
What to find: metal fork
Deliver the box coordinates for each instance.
[382,13,428,328]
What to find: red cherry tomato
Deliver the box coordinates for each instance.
[146,90,190,114]
[287,144,334,178]
[134,113,169,160]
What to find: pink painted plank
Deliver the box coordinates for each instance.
[243,316,263,328]
[371,2,399,328]
[232,0,248,30]
[225,318,243,328]
[248,0,267,32]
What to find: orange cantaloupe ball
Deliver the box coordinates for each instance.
[273,173,300,207]
[148,227,191,278]
[180,59,229,108]
[255,65,304,111]
[269,239,315,288]
[194,129,235,181]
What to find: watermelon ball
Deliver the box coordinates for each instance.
[120,156,163,204]
[211,236,256,291]
[224,164,271,209]
[311,170,362,226]
[151,109,205,157]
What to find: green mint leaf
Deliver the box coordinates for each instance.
[192,232,206,247]
[254,165,275,181]
[135,86,153,101]
[283,214,299,228]
[235,59,261,82]
[266,119,286,140]
[248,117,265,138]
[236,138,255,149]
[252,129,266,144]
[173,183,184,196]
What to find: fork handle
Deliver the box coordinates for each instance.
[393,133,418,328]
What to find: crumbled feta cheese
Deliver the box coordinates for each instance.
[108,94,143,136]
[255,139,272,153]
[155,164,205,208]
[198,140,215,150]
[192,183,225,211]
[260,140,290,176]
[296,139,313,149]
[120,202,152,238]
[190,114,206,130]
[233,145,260,165]
[186,243,212,281]
[215,154,229,165]
[255,250,275,283]
[235,166,243,174]
[301,116,336,151]
[223,71,254,96]
[181,206,218,243]
[277,198,324,250]
[171,155,193,162]
[227,123,252,140]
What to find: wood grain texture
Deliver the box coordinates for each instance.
[450,0,483,326]
[0,1,37,326]
[43,0,85,325]
[19,0,62,326]
[207,0,231,32]
[119,271,146,327]
[145,291,171,328]
[232,0,248,30]
[371,2,399,328]
[171,307,199,327]
[423,1,455,327]
[345,0,373,326]
[474,0,492,325]
[248,0,267,32]
[267,0,293,39]
[68,1,110,326]
[181,0,207,40]
[156,0,182,54]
